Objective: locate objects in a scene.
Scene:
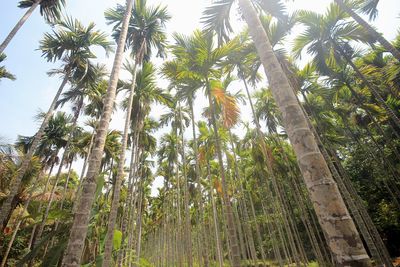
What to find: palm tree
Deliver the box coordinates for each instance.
[0,112,74,266]
[0,0,66,54]
[101,1,170,265]
[167,30,242,267]
[30,66,107,249]
[61,1,134,264]
[293,5,400,129]
[203,0,371,265]
[117,62,171,267]
[0,18,111,232]
[0,53,16,81]
[334,0,400,62]
[159,100,193,266]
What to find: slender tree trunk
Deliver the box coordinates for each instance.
[0,0,41,54]
[50,161,73,249]
[135,189,144,265]
[0,167,43,267]
[209,177,224,267]
[334,0,400,62]
[237,0,371,265]
[178,102,193,267]
[102,56,139,267]
[206,80,241,267]
[227,130,260,264]
[188,99,210,267]
[72,128,95,214]
[26,163,55,257]
[117,130,140,266]
[0,74,69,231]
[61,0,133,265]
[175,142,184,267]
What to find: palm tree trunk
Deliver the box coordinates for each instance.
[72,128,95,214]
[237,0,371,265]
[120,146,142,266]
[175,145,184,267]
[0,0,42,54]
[334,0,400,62]
[227,129,260,263]
[206,81,241,267]
[1,168,42,267]
[102,56,139,267]
[209,174,224,267]
[188,99,210,267]
[117,132,140,266]
[50,162,73,243]
[61,0,134,265]
[135,189,144,266]
[0,74,69,231]
[178,102,193,267]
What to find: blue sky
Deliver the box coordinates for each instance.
[1,0,400,144]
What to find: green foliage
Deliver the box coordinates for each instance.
[0,53,16,81]
[18,0,66,23]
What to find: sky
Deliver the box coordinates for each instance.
[0,0,399,194]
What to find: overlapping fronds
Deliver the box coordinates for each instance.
[210,80,240,128]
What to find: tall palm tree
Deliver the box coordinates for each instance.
[31,65,107,249]
[159,100,193,266]
[117,62,171,267]
[334,0,400,62]
[102,1,170,265]
[167,30,242,267]
[0,18,111,232]
[203,0,371,265]
[61,1,134,265]
[293,5,400,129]
[0,111,74,266]
[0,0,66,54]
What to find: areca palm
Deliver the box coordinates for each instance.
[9,112,74,256]
[294,5,400,129]
[0,18,111,231]
[117,62,171,267]
[203,0,371,265]
[0,111,74,265]
[0,0,66,54]
[160,100,194,266]
[102,1,170,264]
[61,0,134,263]
[162,60,216,266]
[334,0,400,62]
[167,29,242,266]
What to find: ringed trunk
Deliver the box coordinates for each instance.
[237,0,371,265]
[61,0,134,265]
[102,56,139,267]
